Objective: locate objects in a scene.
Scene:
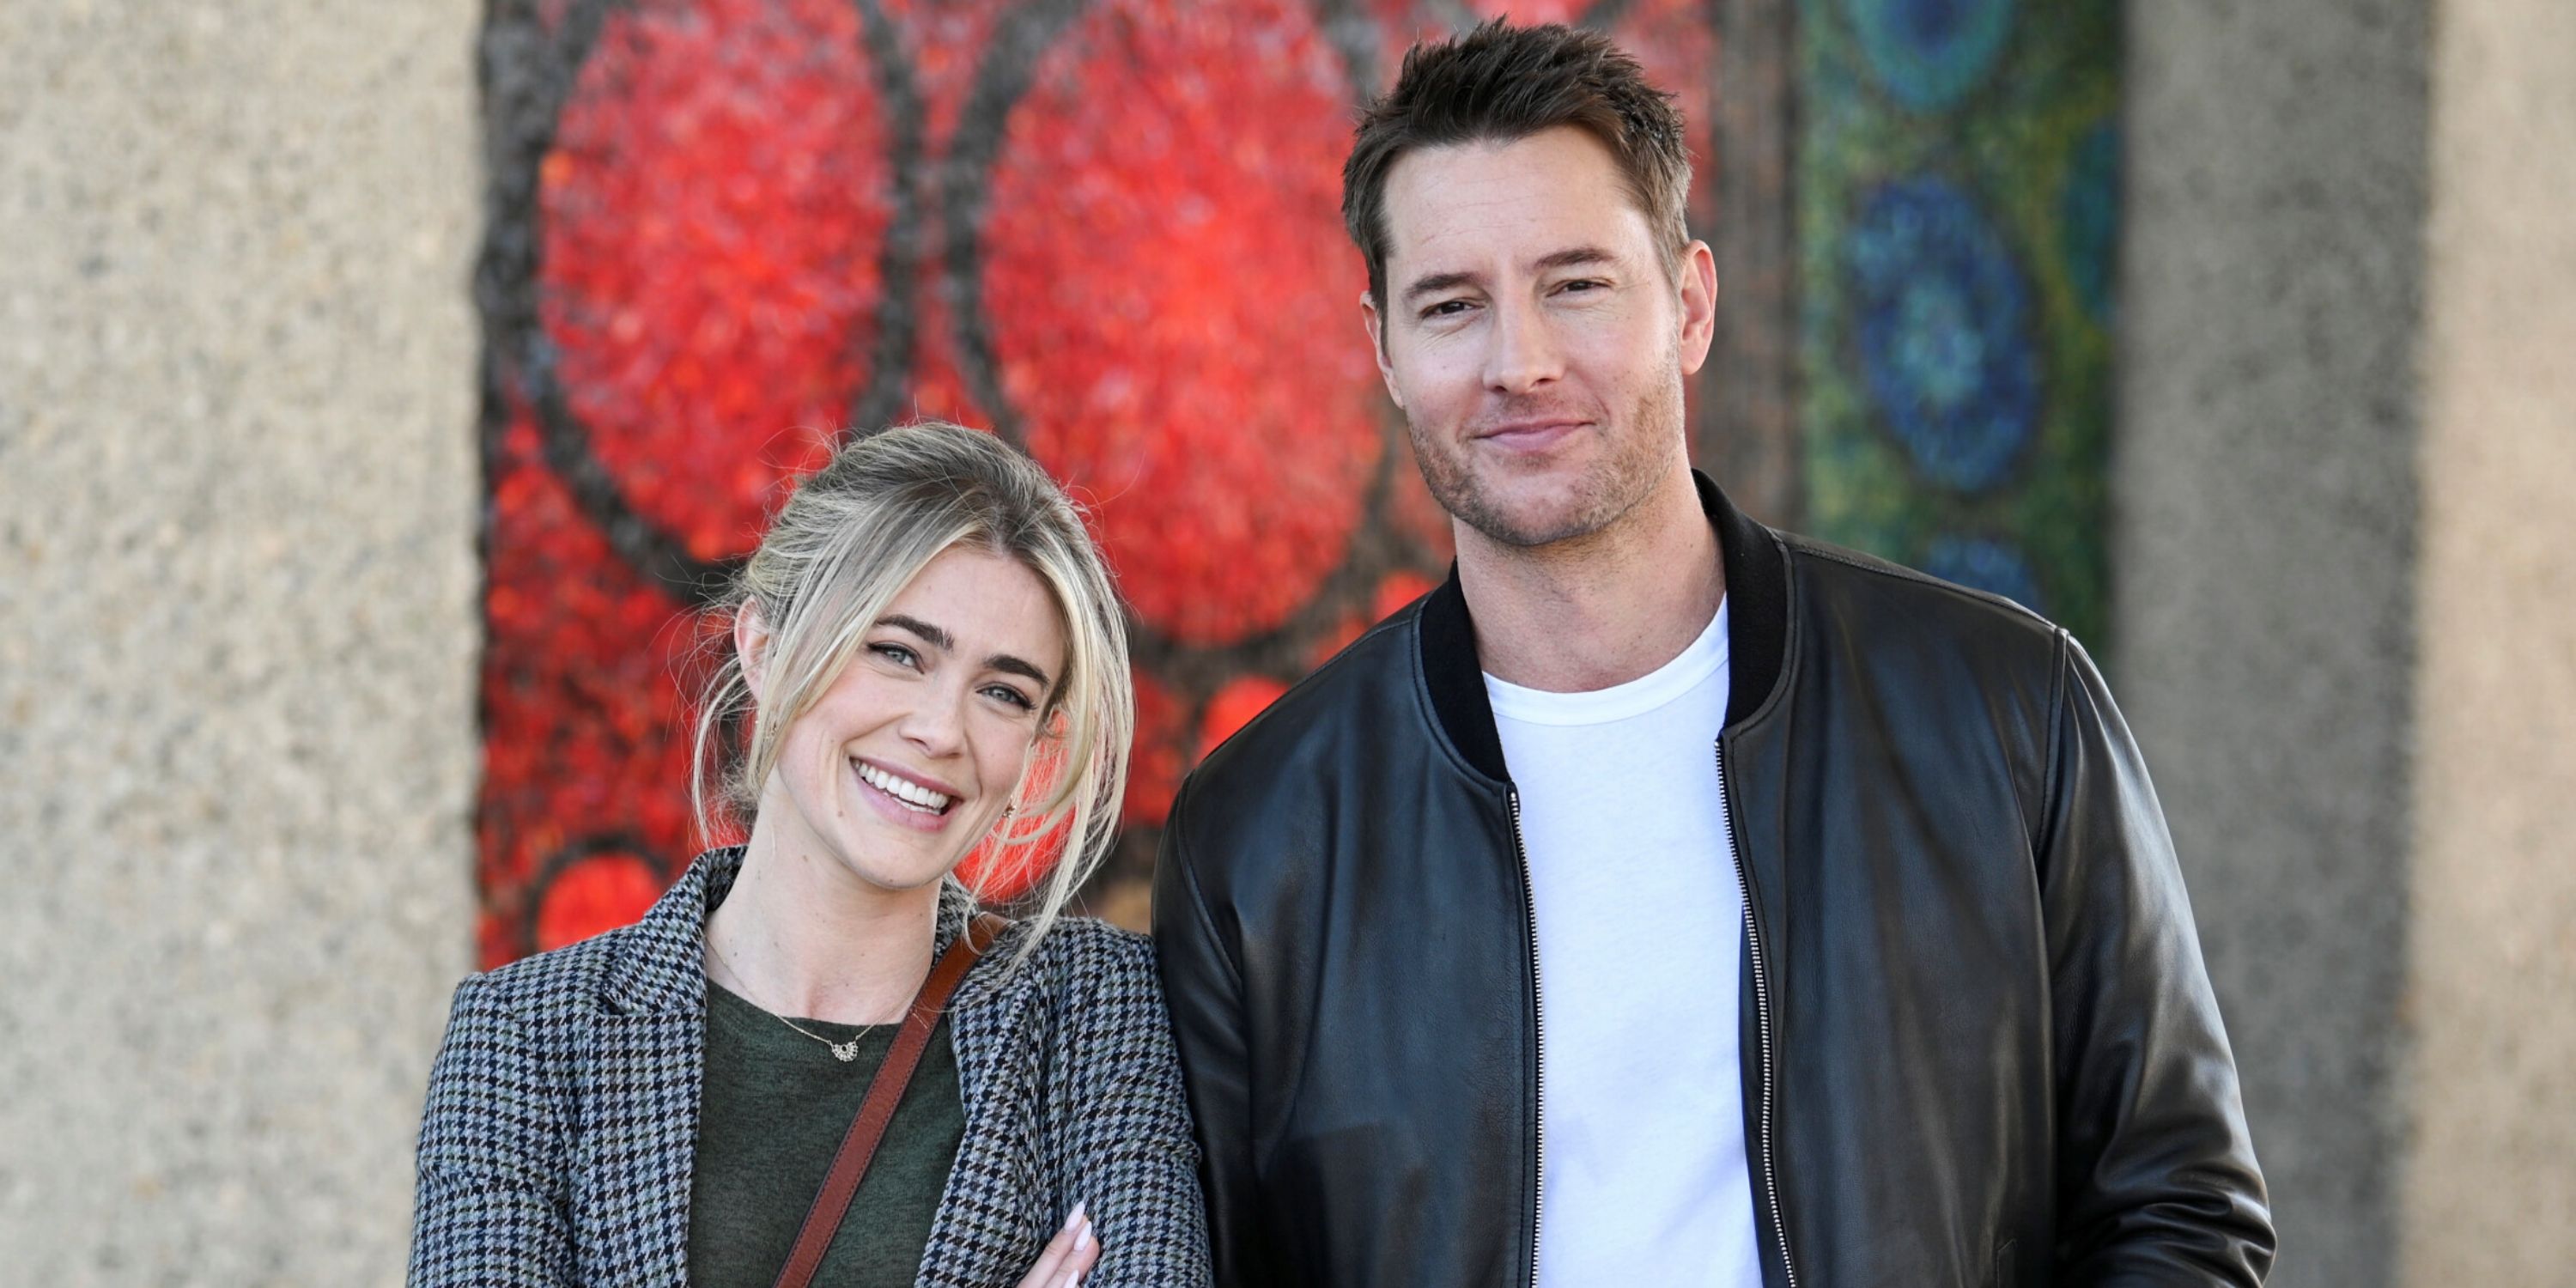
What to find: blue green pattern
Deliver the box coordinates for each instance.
[1801,0,2117,645]
[1844,0,2017,112]
[1846,175,2038,493]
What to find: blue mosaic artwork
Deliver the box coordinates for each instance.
[1846,174,2039,493]
[1800,0,2118,643]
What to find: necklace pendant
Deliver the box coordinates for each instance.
[830,1040,860,1062]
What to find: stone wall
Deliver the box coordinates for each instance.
[2122,0,2576,1282]
[0,2,482,1281]
[2403,0,2576,1279]
[2117,2,2426,1282]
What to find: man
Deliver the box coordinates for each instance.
[1152,20,2271,1287]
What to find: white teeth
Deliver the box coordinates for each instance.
[855,762,951,812]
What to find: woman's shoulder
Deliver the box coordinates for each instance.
[967,914,1163,1028]
[1012,914,1156,983]
[445,924,636,1030]
[451,848,729,1026]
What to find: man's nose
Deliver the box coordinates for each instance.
[1482,297,1564,394]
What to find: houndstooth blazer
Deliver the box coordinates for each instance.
[410,848,1212,1286]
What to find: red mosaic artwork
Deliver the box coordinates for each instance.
[475,0,1722,963]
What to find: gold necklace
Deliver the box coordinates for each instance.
[704,933,884,1063]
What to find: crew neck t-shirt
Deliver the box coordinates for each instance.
[686,978,964,1287]
[1484,599,1762,1286]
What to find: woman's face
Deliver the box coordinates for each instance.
[754,544,1067,896]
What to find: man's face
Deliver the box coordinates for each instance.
[1364,126,1716,550]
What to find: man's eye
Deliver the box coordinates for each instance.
[1558,278,1606,294]
[1420,299,1473,320]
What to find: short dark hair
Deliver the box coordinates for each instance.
[1342,19,1694,313]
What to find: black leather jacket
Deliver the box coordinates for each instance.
[1151,476,2273,1287]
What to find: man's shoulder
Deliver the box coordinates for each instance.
[1166,603,1457,850]
[1777,531,2067,676]
[1193,606,1429,784]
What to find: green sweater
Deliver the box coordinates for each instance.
[686,979,965,1287]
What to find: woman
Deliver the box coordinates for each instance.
[411,422,1209,1286]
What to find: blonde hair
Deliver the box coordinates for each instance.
[690,422,1133,964]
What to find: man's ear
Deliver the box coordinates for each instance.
[1360,290,1404,410]
[732,603,773,707]
[1676,238,1719,378]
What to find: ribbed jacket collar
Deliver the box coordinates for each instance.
[1415,469,1789,785]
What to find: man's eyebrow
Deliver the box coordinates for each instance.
[1533,245,1619,272]
[1400,246,1624,305]
[878,613,953,652]
[1400,270,1478,304]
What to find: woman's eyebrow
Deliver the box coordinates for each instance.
[987,653,1053,690]
[878,613,953,651]
[882,613,1053,689]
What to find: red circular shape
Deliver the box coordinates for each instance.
[539,0,893,564]
[1200,675,1291,759]
[982,0,1382,646]
[1123,669,1189,827]
[536,851,669,952]
[478,406,713,967]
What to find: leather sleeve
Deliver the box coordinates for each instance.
[409,975,577,1287]
[1151,786,1281,1288]
[2039,632,2277,1285]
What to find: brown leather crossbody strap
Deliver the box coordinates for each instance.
[771,913,1008,1288]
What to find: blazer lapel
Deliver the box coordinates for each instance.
[576,1011,704,1285]
[570,852,735,1285]
[918,914,1047,1286]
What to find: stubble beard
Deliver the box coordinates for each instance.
[1406,359,1688,552]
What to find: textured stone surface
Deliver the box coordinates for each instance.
[2403,0,2576,1279]
[2117,2,2427,1284]
[0,2,479,1282]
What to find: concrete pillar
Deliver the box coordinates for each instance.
[2118,2,2427,1283]
[2125,0,2576,1281]
[2402,0,2576,1279]
[0,3,481,1281]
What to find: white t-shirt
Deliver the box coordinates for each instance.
[1485,600,1762,1286]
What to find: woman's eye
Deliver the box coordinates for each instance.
[983,684,1036,712]
[870,642,919,668]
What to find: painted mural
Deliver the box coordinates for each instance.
[1797,0,2118,644]
[473,0,2117,963]
[472,0,1733,964]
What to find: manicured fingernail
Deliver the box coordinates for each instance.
[1060,1202,1084,1234]
[1075,1216,1094,1254]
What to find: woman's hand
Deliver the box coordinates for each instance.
[1016,1201,1099,1288]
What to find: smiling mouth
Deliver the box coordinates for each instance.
[1475,420,1588,448]
[854,760,956,816]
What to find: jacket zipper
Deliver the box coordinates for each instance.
[1717,738,1799,1288]
[1507,787,1547,1288]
